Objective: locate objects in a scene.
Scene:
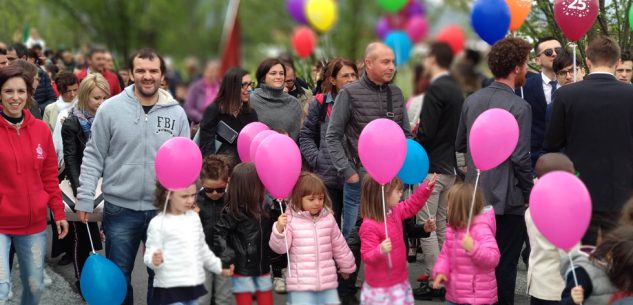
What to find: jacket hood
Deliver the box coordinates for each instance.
[122,85,180,123]
[288,206,331,221]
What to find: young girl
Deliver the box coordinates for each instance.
[196,155,233,305]
[432,183,500,305]
[269,172,356,305]
[144,182,224,305]
[359,174,436,304]
[213,162,274,305]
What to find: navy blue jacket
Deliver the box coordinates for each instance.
[34,69,57,112]
[516,72,548,168]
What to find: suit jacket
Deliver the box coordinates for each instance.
[545,73,633,213]
[417,74,464,174]
[456,82,533,215]
[517,72,549,167]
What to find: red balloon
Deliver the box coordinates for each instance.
[435,25,465,55]
[554,0,598,42]
[292,26,318,58]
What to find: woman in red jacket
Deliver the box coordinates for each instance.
[0,65,68,305]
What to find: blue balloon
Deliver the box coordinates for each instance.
[397,139,430,185]
[384,31,413,66]
[81,254,127,305]
[471,0,511,45]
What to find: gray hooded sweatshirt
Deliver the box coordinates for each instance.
[76,86,190,212]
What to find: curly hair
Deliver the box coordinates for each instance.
[201,154,233,182]
[488,37,532,79]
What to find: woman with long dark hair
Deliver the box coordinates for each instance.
[199,67,257,161]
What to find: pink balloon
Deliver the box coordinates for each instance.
[469,108,519,171]
[554,0,598,42]
[358,119,407,185]
[155,137,203,191]
[255,134,302,199]
[249,130,278,163]
[405,16,428,43]
[237,122,269,162]
[529,171,592,251]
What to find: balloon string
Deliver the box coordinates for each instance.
[572,43,577,83]
[278,199,292,278]
[568,251,583,305]
[160,190,171,247]
[466,169,481,235]
[381,185,393,269]
[520,86,524,99]
[85,222,96,254]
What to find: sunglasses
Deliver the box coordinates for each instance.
[204,187,226,194]
[241,81,255,89]
[538,47,563,57]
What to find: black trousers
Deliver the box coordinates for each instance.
[327,186,344,229]
[495,214,527,305]
[582,211,619,246]
[530,297,560,305]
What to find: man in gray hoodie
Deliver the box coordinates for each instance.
[75,48,190,305]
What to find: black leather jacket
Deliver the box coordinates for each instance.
[61,114,86,197]
[213,201,276,276]
[196,190,225,250]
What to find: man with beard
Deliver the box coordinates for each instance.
[75,48,190,305]
[76,47,122,97]
[455,37,534,305]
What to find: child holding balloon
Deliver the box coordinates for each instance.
[359,174,436,304]
[269,172,356,305]
[213,162,275,305]
[432,182,500,305]
[144,182,225,305]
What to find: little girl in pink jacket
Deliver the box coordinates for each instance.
[433,182,500,305]
[270,172,356,305]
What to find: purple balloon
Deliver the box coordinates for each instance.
[376,16,391,40]
[287,0,307,24]
[406,1,426,17]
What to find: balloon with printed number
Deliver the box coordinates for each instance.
[554,0,598,41]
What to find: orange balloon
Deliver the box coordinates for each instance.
[506,0,532,32]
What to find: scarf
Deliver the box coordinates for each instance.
[72,107,96,139]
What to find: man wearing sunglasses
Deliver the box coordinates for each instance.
[517,37,563,170]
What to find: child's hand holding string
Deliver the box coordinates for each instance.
[571,286,584,304]
[222,264,235,276]
[433,273,447,289]
[424,219,436,233]
[276,213,288,233]
[426,173,438,190]
[461,234,475,252]
[380,238,392,254]
[152,250,164,267]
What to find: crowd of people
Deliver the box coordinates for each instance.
[1,32,633,305]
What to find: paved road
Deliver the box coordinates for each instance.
[6,227,530,305]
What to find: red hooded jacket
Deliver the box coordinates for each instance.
[0,110,65,235]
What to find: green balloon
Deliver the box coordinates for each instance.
[378,0,408,13]
[629,4,633,31]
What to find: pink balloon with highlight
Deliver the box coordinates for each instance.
[250,130,278,163]
[155,137,203,191]
[529,171,592,251]
[469,108,519,171]
[405,16,429,42]
[358,119,407,185]
[237,122,269,162]
[255,134,302,199]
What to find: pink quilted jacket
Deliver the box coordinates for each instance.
[269,208,356,291]
[433,207,500,305]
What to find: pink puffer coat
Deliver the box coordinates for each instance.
[433,207,500,305]
[269,208,356,291]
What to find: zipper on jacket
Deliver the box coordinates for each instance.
[141,107,149,202]
[14,123,21,136]
[313,218,321,290]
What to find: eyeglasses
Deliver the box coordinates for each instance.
[556,69,574,77]
[204,187,226,194]
[538,47,563,57]
[241,81,255,89]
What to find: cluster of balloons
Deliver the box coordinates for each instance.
[238,122,302,199]
[375,0,427,65]
[287,0,337,59]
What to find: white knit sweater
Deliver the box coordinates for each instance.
[144,210,222,288]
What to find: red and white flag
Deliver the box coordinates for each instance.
[219,0,241,76]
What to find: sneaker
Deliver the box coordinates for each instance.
[413,282,433,301]
[43,269,52,287]
[273,277,286,294]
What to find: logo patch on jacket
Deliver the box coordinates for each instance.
[156,116,176,135]
[36,144,45,160]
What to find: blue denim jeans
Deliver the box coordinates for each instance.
[102,203,156,305]
[167,300,198,305]
[0,229,48,305]
[341,180,361,238]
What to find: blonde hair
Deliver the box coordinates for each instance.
[289,172,331,212]
[446,183,485,229]
[360,176,403,222]
[77,73,110,112]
